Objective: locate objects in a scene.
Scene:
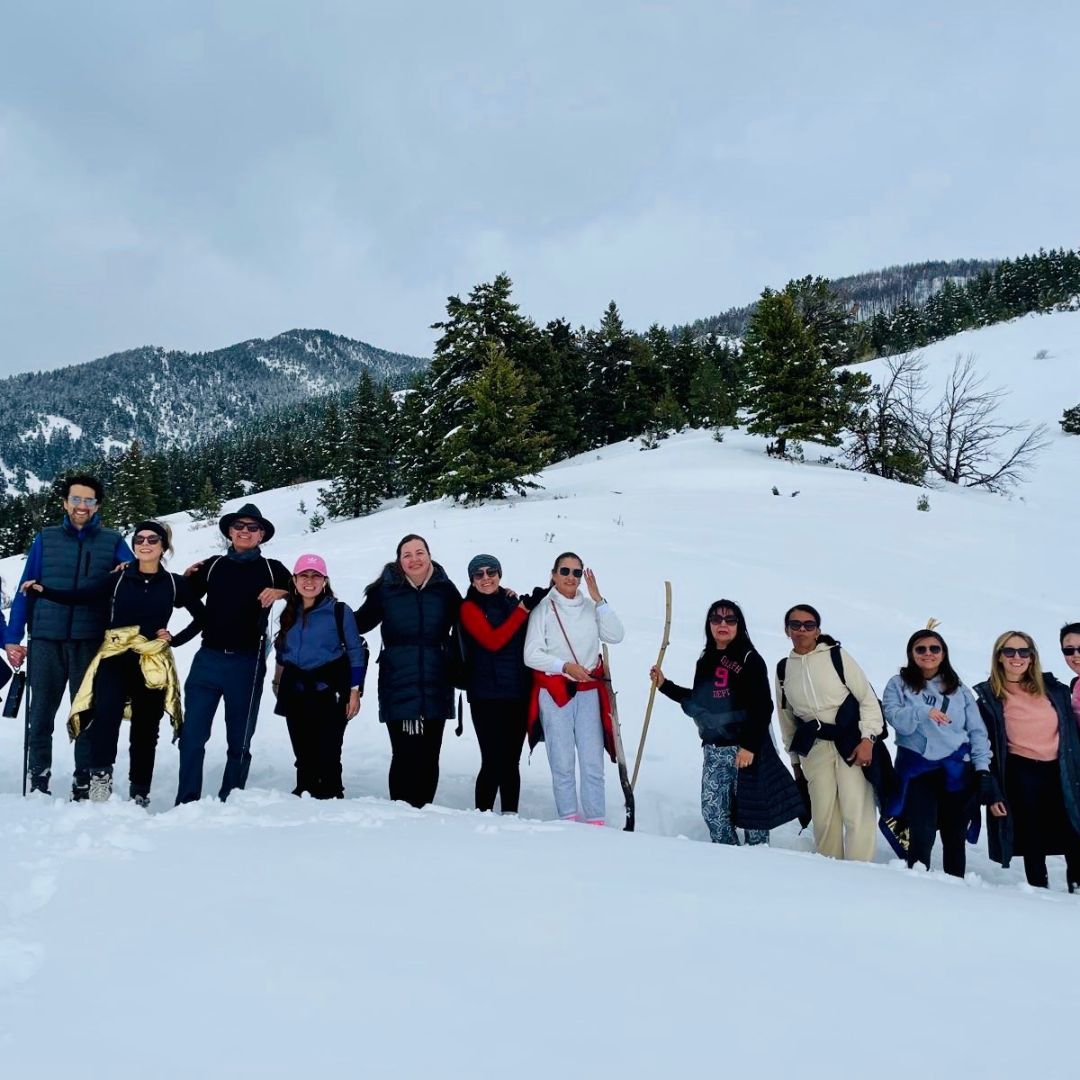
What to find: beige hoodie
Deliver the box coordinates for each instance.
[777,642,883,764]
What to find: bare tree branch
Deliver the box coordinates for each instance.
[908,354,1049,493]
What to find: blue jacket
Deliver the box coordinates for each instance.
[882,673,992,770]
[276,597,367,689]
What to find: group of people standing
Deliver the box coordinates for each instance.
[0,475,625,828]
[651,600,1080,892]
[4,473,1080,893]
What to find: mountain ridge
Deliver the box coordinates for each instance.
[0,328,428,491]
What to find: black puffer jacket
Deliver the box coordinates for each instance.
[354,562,462,724]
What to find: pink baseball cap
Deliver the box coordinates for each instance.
[293,554,328,577]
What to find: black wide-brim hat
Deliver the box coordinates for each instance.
[219,502,275,543]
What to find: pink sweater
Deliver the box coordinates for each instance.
[1003,687,1059,761]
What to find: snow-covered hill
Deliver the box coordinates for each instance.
[1,311,1077,1077]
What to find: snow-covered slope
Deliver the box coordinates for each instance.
[1,311,1078,1077]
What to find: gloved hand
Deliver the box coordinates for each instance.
[520,585,551,612]
[976,770,1004,806]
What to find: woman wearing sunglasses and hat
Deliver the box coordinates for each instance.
[974,631,1080,891]
[22,520,203,805]
[459,554,549,814]
[523,552,623,825]
[881,628,1000,877]
[273,554,367,799]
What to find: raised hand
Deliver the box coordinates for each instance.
[583,568,603,603]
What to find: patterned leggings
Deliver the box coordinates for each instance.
[702,744,769,846]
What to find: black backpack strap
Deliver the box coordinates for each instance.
[829,644,846,686]
[334,601,347,650]
[777,657,788,711]
[109,571,125,625]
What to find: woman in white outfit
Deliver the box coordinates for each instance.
[776,603,883,861]
[524,552,624,824]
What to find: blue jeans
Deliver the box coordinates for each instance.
[539,688,606,822]
[176,648,265,804]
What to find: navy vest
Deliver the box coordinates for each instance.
[30,522,122,641]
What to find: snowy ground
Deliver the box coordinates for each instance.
[2,310,1079,1077]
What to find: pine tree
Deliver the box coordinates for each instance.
[743,288,867,456]
[319,372,393,518]
[107,440,157,528]
[435,342,550,503]
[1062,405,1080,435]
[581,302,647,446]
[190,476,223,523]
[402,274,542,500]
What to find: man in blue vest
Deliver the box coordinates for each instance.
[4,474,134,798]
[175,503,290,805]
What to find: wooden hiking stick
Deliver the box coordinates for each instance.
[631,580,671,790]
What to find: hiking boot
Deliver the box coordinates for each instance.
[29,771,51,796]
[71,780,90,802]
[131,793,150,809]
[88,771,113,803]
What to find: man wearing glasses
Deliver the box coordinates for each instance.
[175,502,290,805]
[3,473,133,798]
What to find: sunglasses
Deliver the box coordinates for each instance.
[67,495,98,507]
[472,568,500,580]
[557,567,584,578]
[709,615,739,626]
[230,522,264,533]
[913,644,943,656]
[1000,647,1033,659]
[133,534,163,546]
[1062,647,1080,657]
[787,620,819,632]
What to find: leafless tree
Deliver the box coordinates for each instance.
[845,352,927,482]
[909,355,1049,493]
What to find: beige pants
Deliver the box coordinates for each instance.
[800,739,877,861]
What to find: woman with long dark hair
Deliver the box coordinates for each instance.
[650,598,802,845]
[776,603,883,861]
[354,534,462,808]
[523,551,623,824]
[975,630,1080,891]
[273,554,367,799]
[882,628,1000,877]
[23,520,202,806]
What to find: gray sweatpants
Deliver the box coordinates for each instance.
[27,638,97,786]
[702,744,769,846]
[539,688,606,823]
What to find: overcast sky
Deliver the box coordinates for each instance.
[1,1,1076,374]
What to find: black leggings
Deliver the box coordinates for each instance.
[386,718,447,808]
[284,689,349,799]
[904,769,974,878]
[89,651,165,797]
[471,698,528,813]
[1006,753,1080,888]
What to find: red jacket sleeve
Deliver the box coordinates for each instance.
[460,600,527,652]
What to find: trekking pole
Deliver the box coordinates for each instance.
[22,659,32,797]
[631,580,671,790]
[602,644,635,832]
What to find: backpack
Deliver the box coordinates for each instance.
[333,600,369,681]
[777,643,890,741]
